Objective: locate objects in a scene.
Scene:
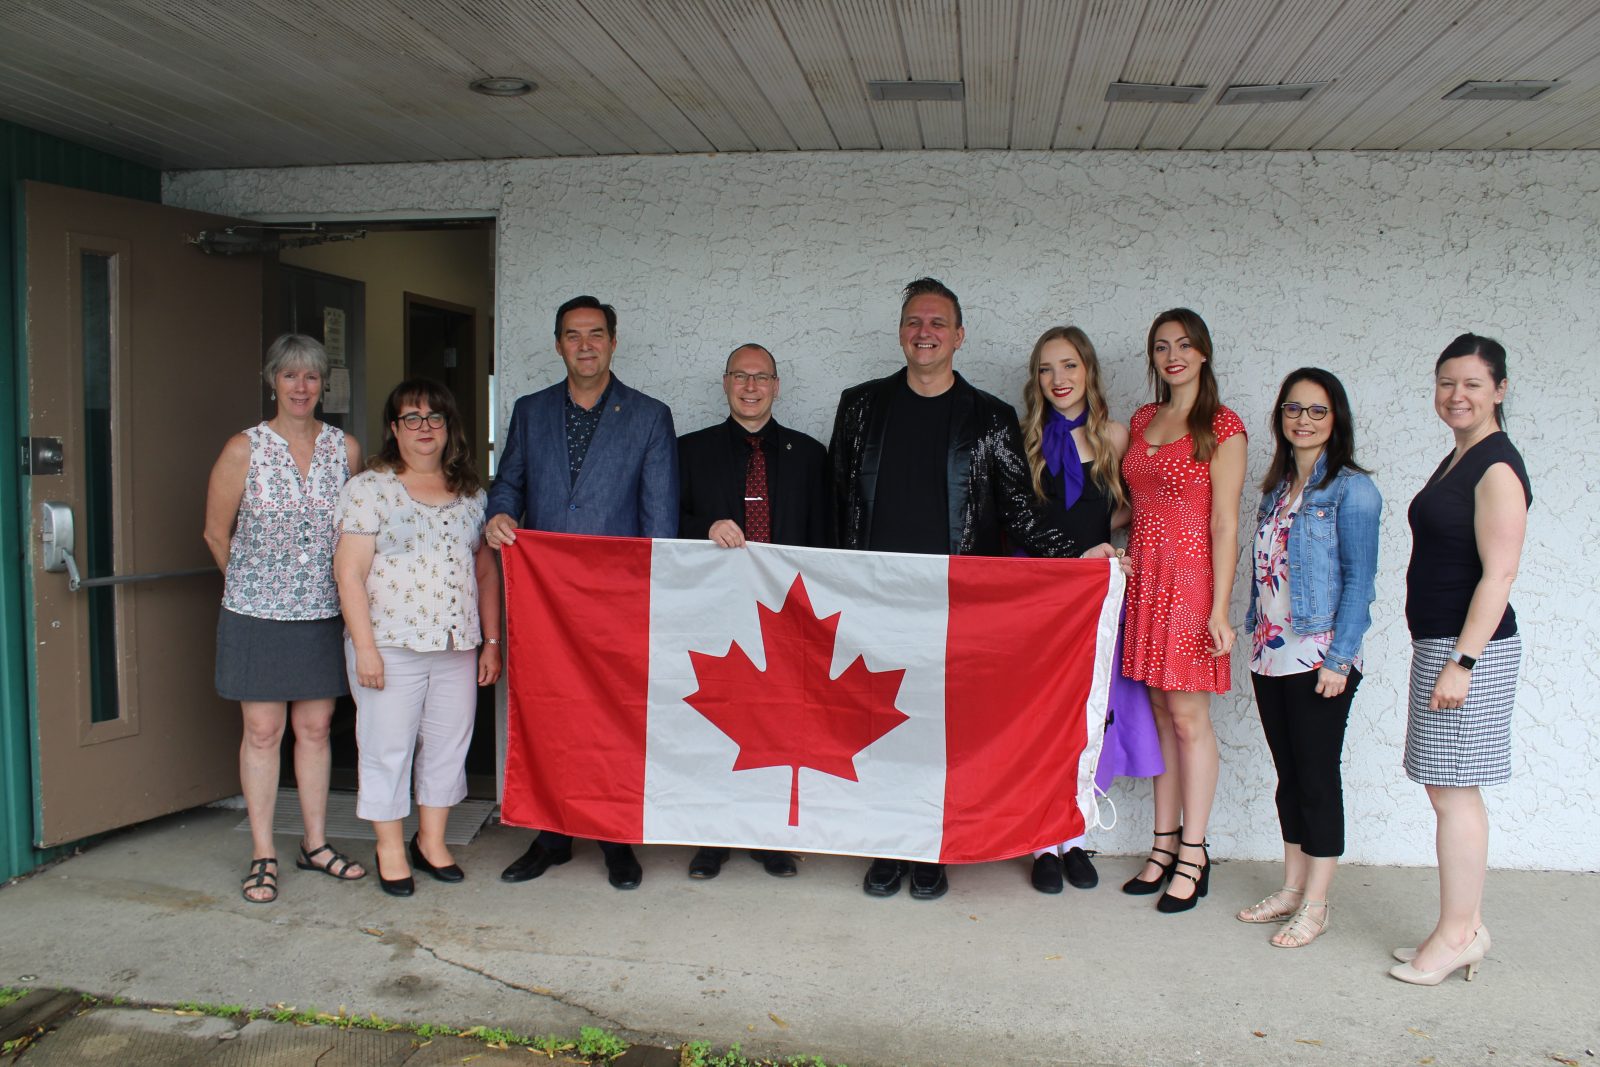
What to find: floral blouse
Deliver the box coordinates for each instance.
[223,422,348,621]
[1249,487,1361,677]
[335,469,487,652]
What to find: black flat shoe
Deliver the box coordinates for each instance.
[1063,846,1099,890]
[908,862,948,901]
[376,858,414,897]
[1031,853,1064,894]
[500,842,572,883]
[863,857,906,897]
[688,846,729,880]
[409,833,464,883]
[605,845,643,890]
[753,850,798,877]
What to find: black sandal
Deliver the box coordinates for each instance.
[296,843,367,880]
[241,857,279,903]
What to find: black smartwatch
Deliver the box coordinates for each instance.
[1447,649,1477,671]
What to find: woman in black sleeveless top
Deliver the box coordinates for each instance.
[1018,326,1160,894]
[1391,334,1531,987]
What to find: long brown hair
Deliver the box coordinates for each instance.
[1147,307,1222,462]
[371,378,482,496]
[1021,326,1128,511]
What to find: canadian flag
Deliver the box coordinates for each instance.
[501,532,1123,864]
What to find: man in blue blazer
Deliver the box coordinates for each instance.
[486,295,678,890]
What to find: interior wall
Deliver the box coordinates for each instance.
[280,228,494,465]
[166,150,1597,872]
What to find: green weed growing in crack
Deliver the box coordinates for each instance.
[577,1026,628,1059]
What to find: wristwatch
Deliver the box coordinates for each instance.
[1447,649,1476,671]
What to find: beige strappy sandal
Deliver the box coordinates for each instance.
[1237,886,1303,923]
[1271,901,1330,948]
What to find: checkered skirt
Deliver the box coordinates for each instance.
[1404,634,1522,787]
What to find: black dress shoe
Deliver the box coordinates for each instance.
[908,862,948,900]
[500,842,572,883]
[863,857,907,897]
[409,834,464,883]
[605,845,643,890]
[688,846,729,880]
[753,850,798,877]
[1063,846,1099,890]
[1031,853,1064,894]
[376,858,414,897]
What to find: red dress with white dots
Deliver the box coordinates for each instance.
[1121,403,1246,694]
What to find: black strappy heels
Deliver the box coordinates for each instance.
[1121,828,1180,895]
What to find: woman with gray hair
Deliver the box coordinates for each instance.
[204,333,366,902]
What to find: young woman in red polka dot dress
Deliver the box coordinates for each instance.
[1119,308,1248,913]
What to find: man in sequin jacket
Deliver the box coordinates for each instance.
[827,276,1104,902]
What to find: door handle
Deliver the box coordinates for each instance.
[39,501,217,592]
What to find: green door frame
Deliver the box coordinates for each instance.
[0,121,160,883]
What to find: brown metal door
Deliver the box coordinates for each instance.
[24,182,262,845]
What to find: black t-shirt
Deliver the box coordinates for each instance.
[870,381,954,554]
[1405,431,1532,640]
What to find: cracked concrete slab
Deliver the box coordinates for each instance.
[1,808,1595,1066]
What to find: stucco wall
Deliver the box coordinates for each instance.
[166,151,1597,872]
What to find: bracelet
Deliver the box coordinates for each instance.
[484,637,501,645]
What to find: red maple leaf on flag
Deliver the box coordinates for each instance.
[684,574,909,827]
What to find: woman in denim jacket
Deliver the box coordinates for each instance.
[1238,368,1381,948]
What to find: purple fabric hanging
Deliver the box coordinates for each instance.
[1041,407,1089,508]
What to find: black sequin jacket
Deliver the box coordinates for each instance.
[827,368,1082,557]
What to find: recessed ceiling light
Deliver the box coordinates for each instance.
[1104,82,1207,104]
[1217,82,1329,105]
[1443,80,1559,101]
[866,80,965,103]
[470,76,536,97]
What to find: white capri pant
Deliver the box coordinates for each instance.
[346,639,478,821]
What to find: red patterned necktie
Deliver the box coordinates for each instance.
[744,435,771,543]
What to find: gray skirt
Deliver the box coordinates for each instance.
[215,608,349,703]
[1404,634,1521,787]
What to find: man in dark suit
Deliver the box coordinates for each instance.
[487,295,677,891]
[676,342,828,880]
[829,277,1107,902]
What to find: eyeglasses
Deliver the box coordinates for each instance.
[1280,403,1330,421]
[725,371,777,386]
[397,412,447,430]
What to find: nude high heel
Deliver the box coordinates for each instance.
[1388,928,1487,985]
[1393,924,1489,963]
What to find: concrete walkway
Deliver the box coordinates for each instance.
[0,808,1594,1066]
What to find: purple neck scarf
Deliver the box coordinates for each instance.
[1041,407,1089,508]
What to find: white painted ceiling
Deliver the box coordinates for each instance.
[3,0,1598,170]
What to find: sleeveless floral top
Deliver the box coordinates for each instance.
[222,422,349,621]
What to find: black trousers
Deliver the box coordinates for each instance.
[1250,668,1362,859]
[536,829,629,858]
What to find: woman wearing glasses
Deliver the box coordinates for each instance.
[334,379,502,896]
[1237,368,1380,947]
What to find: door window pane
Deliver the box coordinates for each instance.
[81,251,120,724]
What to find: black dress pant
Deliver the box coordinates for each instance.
[1250,668,1362,858]
[536,829,629,858]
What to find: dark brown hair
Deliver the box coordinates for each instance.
[1146,307,1222,462]
[371,378,481,496]
[1261,367,1370,493]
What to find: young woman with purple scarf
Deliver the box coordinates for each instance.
[1018,326,1164,894]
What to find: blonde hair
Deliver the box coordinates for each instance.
[1021,326,1127,512]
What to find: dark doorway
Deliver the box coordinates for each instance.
[405,294,478,472]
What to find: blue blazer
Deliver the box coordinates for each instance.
[486,375,679,538]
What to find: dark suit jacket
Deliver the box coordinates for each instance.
[677,417,829,548]
[486,375,678,537]
[827,368,1080,557]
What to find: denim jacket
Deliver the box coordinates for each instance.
[1244,454,1382,676]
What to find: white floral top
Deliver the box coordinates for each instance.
[1249,488,1361,677]
[223,422,348,621]
[335,470,487,652]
